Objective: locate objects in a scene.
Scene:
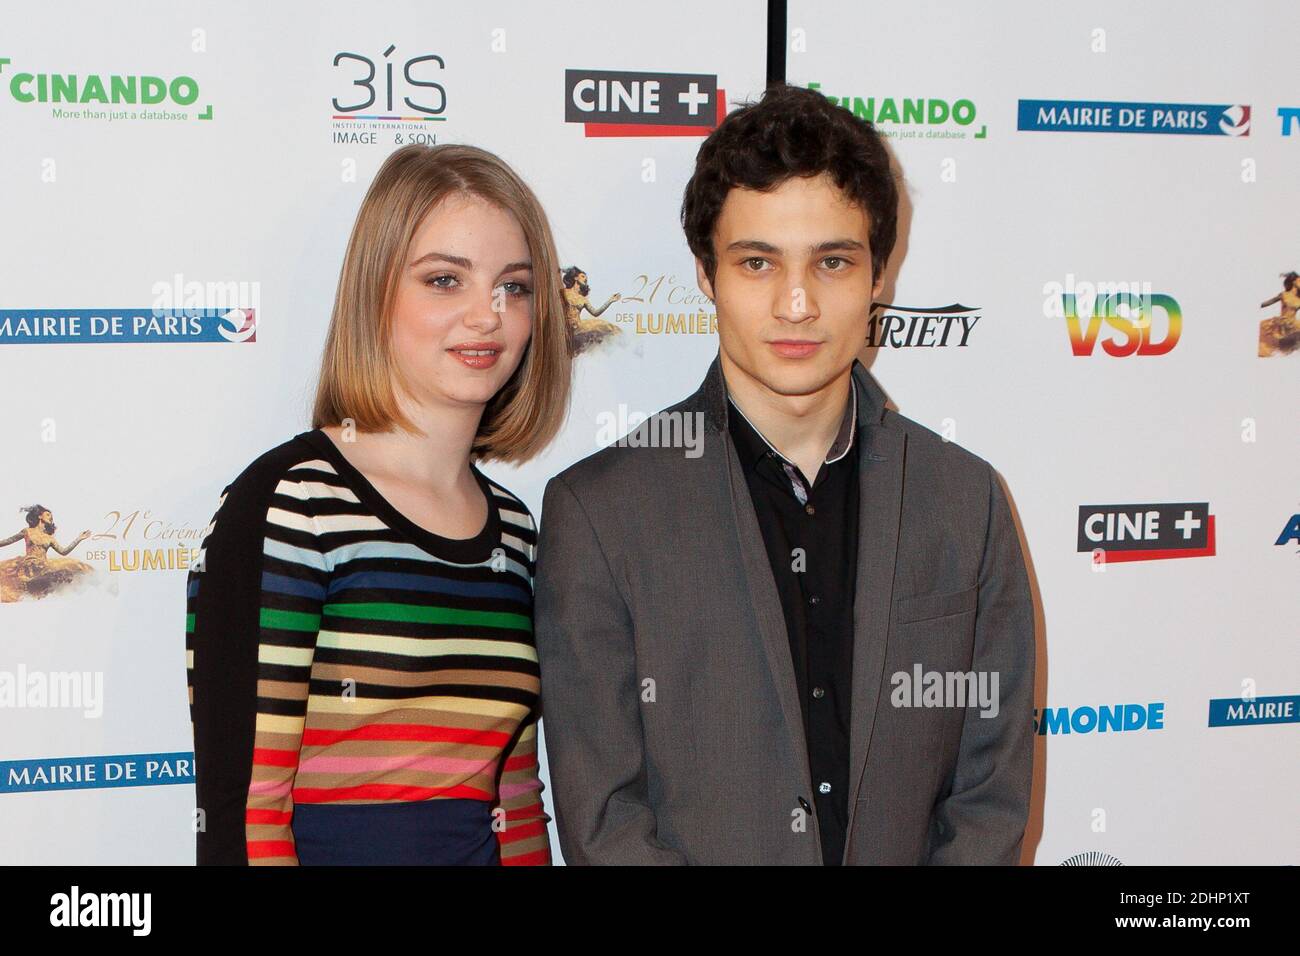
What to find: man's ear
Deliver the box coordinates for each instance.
[695,258,715,302]
[871,270,885,303]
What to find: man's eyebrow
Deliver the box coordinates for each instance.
[724,238,867,255]
[409,251,532,274]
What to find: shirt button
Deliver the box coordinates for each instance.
[805,504,816,515]
[808,595,820,606]
[812,686,826,699]
[818,782,832,795]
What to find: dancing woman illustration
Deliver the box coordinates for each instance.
[1258,271,1300,357]
[560,265,621,355]
[0,505,94,602]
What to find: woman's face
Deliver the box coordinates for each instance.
[389,193,534,414]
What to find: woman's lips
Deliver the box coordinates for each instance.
[447,345,502,369]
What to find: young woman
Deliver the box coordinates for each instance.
[184,143,570,865]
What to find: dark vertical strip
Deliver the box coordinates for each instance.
[768,0,788,87]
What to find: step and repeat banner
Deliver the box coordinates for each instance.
[786,0,1298,864]
[0,0,766,864]
[0,0,1294,864]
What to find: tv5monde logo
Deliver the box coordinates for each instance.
[1043,276,1180,357]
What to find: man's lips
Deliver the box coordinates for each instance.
[768,339,824,358]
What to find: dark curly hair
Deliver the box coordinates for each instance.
[681,83,899,286]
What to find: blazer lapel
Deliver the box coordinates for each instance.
[722,433,812,779]
[842,367,907,855]
[686,354,813,790]
[686,354,905,862]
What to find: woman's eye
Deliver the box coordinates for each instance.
[425,274,458,289]
[500,281,533,297]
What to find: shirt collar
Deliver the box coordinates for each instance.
[725,376,858,471]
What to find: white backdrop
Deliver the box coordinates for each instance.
[787,0,1299,865]
[0,0,1295,864]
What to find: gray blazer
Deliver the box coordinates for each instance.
[533,354,1035,864]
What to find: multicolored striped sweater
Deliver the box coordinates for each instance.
[184,429,551,865]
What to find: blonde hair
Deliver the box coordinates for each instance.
[312,143,571,462]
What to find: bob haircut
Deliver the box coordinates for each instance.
[311,143,571,463]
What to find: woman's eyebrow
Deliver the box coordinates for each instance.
[408,251,532,275]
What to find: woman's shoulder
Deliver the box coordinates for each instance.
[201,430,353,527]
[478,472,537,534]
[217,431,328,493]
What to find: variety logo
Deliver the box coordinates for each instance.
[0,308,256,344]
[809,83,986,139]
[1035,702,1165,735]
[1018,99,1250,136]
[1078,503,1215,563]
[0,56,212,121]
[867,302,981,347]
[330,44,447,146]
[1207,694,1299,727]
[565,69,725,136]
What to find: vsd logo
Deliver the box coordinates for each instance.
[1078,503,1215,563]
[565,69,725,136]
[1058,291,1180,356]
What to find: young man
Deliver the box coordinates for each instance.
[533,84,1035,865]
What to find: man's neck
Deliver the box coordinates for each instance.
[721,353,854,485]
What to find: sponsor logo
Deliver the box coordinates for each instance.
[330,44,446,146]
[1257,270,1300,357]
[565,69,725,136]
[809,83,986,140]
[0,308,256,344]
[1042,276,1181,357]
[0,56,212,121]
[1018,99,1250,136]
[868,302,981,347]
[0,751,193,794]
[1207,694,1299,727]
[1035,702,1165,735]
[1276,514,1300,550]
[1078,503,1215,563]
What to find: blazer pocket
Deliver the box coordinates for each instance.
[894,584,977,625]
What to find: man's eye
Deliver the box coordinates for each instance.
[823,256,846,269]
[743,258,769,271]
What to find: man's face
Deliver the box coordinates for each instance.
[696,172,884,399]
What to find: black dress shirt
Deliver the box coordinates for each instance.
[725,379,860,866]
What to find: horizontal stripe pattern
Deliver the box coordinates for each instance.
[185,436,550,866]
